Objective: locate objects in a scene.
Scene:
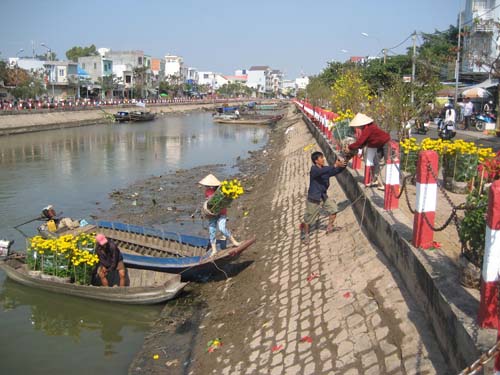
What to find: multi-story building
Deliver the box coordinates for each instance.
[77,55,113,84]
[295,76,310,90]
[461,0,500,76]
[151,58,165,78]
[270,69,284,95]
[44,61,79,100]
[103,50,145,98]
[186,67,199,85]
[246,66,271,94]
[164,54,185,82]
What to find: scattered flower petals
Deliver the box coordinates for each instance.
[343,292,351,299]
[300,336,313,344]
[207,338,223,353]
[153,354,159,360]
[307,272,320,282]
[271,345,284,353]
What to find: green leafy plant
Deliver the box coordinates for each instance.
[459,192,488,267]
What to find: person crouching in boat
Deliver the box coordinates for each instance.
[199,174,240,257]
[95,234,126,287]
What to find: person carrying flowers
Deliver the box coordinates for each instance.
[344,113,391,190]
[199,174,241,257]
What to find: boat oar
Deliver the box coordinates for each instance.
[13,215,44,229]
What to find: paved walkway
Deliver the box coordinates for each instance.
[210,119,449,374]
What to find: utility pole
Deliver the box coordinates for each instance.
[383,48,387,64]
[411,31,417,103]
[454,11,462,106]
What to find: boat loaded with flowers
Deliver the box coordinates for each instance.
[0,231,187,304]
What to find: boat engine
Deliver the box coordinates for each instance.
[0,239,14,257]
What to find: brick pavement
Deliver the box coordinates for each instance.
[209,118,449,374]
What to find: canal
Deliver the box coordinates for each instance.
[0,112,268,374]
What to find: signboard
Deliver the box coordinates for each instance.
[403,76,412,83]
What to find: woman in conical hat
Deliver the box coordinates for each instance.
[199,174,240,257]
[345,113,391,190]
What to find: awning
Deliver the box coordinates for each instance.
[461,78,498,91]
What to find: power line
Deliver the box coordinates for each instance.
[386,34,414,51]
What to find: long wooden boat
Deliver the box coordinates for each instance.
[38,220,256,281]
[130,111,156,122]
[0,258,187,305]
[114,111,131,122]
[213,114,283,125]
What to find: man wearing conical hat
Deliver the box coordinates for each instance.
[199,174,241,257]
[345,113,391,190]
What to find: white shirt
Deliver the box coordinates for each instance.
[444,108,456,123]
[464,102,474,116]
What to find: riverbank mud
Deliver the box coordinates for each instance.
[98,107,298,373]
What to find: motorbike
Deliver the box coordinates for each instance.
[474,112,496,132]
[438,120,456,140]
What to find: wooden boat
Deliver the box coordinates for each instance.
[213,114,283,125]
[113,111,131,122]
[130,111,156,122]
[39,220,256,281]
[0,258,187,305]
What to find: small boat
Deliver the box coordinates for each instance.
[213,114,283,125]
[130,111,156,122]
[0,258,187,305]
[114,111,131,122]
[38,220,256,281]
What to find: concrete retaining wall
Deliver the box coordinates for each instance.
[302,114,495,373]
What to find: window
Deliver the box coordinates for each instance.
[82,63,86,69]
[125,75,131,83]
[138,57,143,65]
[204,74,209,79]
[94,62,97,70]
[59,69,65,76]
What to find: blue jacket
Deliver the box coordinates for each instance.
[307,165,345,202]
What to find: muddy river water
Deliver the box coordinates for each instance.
[0,112,268,374]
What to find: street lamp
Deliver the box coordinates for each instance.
[14,49,24,89]
[40,43,55,99]
[361,32,387,63]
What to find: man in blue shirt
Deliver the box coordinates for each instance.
[301,151,347,244]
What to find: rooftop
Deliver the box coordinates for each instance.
[249,66,269,71]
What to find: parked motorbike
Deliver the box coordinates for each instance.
[438,120,456,140]
[474,112,496,132]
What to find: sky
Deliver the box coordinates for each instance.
[1,0,462,79]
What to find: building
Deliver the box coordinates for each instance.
[44,61,79,100]
[461,0,500,77]
[104,50,146,98]
[164,54,185,82]
[246,66,271,94]
[282,79,297,97]
[8,58,45,73]
[235,69,247,76]
[224,75,248,84]
[198,71,216,88]
[186,67,199,85]
[295,76,309,90]
[270,69,284,95]
[151,58,165,78]
[77,55,113,83]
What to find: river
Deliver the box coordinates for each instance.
[0,112,268,374]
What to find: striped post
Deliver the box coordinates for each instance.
[412,150,438,249]
[478,180,500,329]
[364,147,377,186]
[384,141,400,210]
[351,150,362,170]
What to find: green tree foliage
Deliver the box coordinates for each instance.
[216,82,252,97]
[331,69,372,113]
[305,76,331,106]
[65,45,98,62]
[363,54,412,92]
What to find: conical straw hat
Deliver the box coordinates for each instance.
[198,174,221,186]
[349,113,374,127]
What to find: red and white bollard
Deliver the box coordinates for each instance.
[351,150,362,170]
[384,141,400,210]
[412,150,438,249]
[364,147,377,186]
[478,180,500,329]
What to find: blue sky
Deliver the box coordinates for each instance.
[1,0,461,79]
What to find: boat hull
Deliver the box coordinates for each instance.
[0,260,187,305]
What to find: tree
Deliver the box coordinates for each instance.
[363,54,412,92]
[331,69,372,113]
[305,76,331,107]
[216,82,252,97]
[65,45,98,62]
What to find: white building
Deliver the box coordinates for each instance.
[235,69,247,76]
[164,54,185,81]
[8,58,45,73]
[198,71,216,86]
[246,66,271,94]
[295,76,310,90]
[461,0,500,75]
[270,69,284,94]
[186,67,199,84]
